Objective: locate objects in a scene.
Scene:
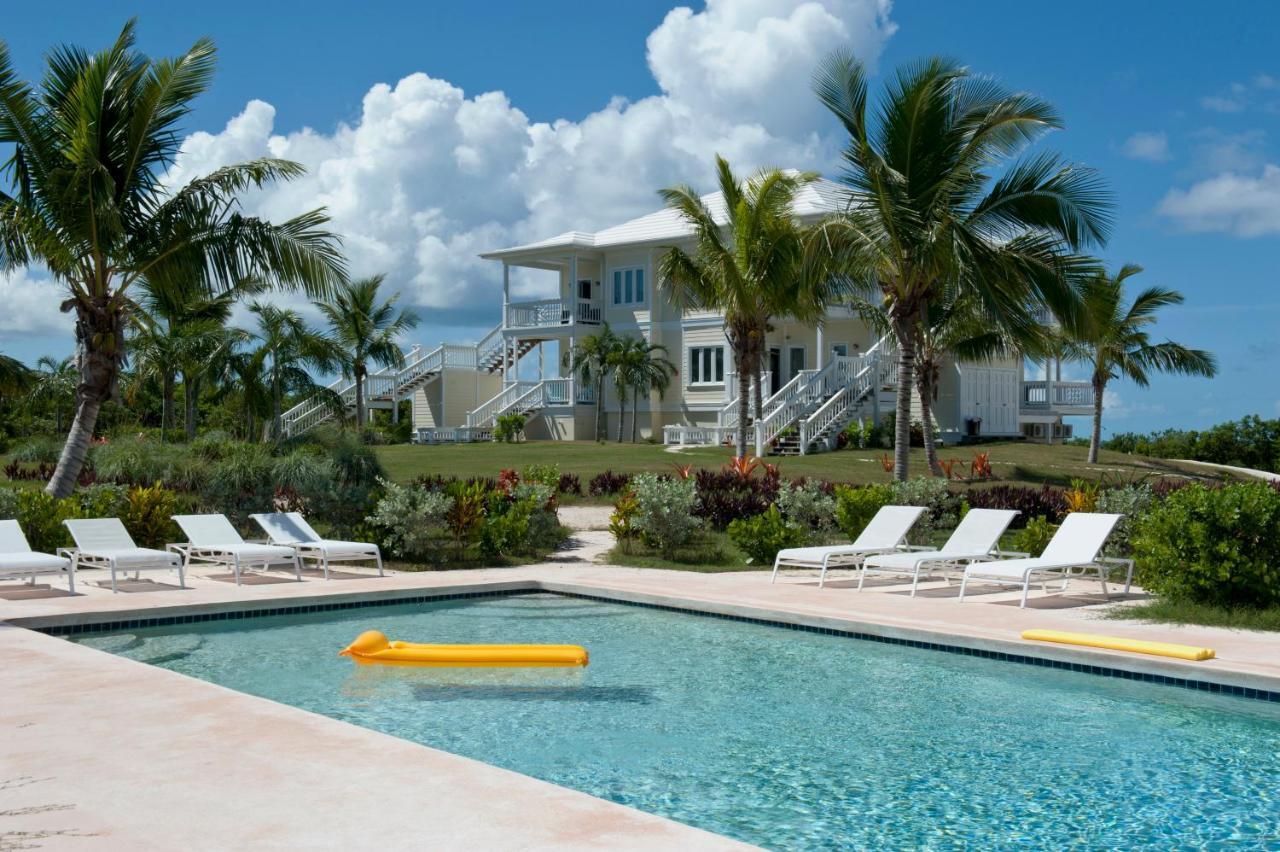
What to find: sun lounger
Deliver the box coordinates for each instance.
[171,514,301,586]
[771,505,926,587]
[0,519,75,592]
[250,512,384,579]
[858,508,1020,596]
[63,518,185,593]
[960,512,1130,607]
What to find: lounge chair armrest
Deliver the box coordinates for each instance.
[992,549,1031,559]
[1096,556,1133,567]
[56,547,79,559]
[903,544,935,551]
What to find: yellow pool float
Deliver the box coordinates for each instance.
[338,630,589,667]
[1021,629,1215,661]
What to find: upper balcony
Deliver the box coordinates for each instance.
[505,297,603,331]
[1021,380,1094,414]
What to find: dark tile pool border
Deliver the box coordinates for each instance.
[35,587,1280,704]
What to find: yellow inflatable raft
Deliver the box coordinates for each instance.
[1021,629,1215,661]
[338,630,589,667]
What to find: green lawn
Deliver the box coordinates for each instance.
[372,439,1218,490]
[604,530,757,573]
[1106,600,1280,633]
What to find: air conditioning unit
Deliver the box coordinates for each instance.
[1022,423,1046,439]
[1054,423,1073,440]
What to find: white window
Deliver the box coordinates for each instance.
[689,346,725,384]
[831,343,848,358]
[612,267,645,305]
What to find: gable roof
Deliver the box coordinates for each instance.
[481,172,848,261]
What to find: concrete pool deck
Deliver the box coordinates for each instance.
[3,535,1279,848]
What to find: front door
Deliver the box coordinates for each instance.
[788,346,806,382]
[768,348,782,392]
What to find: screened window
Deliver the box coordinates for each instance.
[612,267,645,305]
[689,346,725,384]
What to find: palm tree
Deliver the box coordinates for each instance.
[608,336,677,442]
[659,159,830,456]
[0,352,30,395]
[810,51,1112,480]
[316,275,420,428]
[0,23,345,497]
[26,356,78,433]
[241,302,337,441]
[1058,264,1217,463]
[563,325,620,442]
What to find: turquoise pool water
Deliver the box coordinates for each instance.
[76,593,1280,849]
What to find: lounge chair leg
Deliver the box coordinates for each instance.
[233,555,241,587]
[958,576,968,602]
[375,550,384,577]
[296,554,304,582]
[320,554,328,581]
[110,560,118,594]
[770,556,781,584]
[177,561,186,589]
[1020,579,1030,608]
[856,565,867,591]
[910,565,922,597]
[67,558,76,594]
[819,558,829,589]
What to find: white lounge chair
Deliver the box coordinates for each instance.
[171,514,301,586]
[63,518,185,593]
[772,505,926,587]
[858,508,1021,596]
[250,512,384,579]
[0,519,75,593]
[959,512,1131,607]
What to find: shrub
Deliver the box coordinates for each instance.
[520,464,560,490]
[727,505,808,564]
[889,476,959,544]
[494,413,527,443]
[121,483,180,549]
[9,436,63,464]
[190,430,237,461]
[833,483,893,541]
[556,473,582,496]
[0,487,18,521]
[1095,483,1155,557]
[588,470,630,496]
[774,480,836,538]
[693,469,780,529]
[1064,478,1101,513]
[445,481,487,551]
[1010,516,1056,557]
[479,491,534,559]
[77,484,126,519]
[630,473,701,557]
[609,491,641,553]
[964,485,1067,527]
[1105,416,1280,473]
[14,490,79,552]
[365,479,451,560]
[1132,482,1280,608]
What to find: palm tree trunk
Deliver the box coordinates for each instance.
[753,367,763,428]
[631,385,639,443]
[891,315,916,482]
[594,377,604,442]
[1088,377,1105,464]
[918,363,943,477]
[355,365,366,428]
[736,349,752,457]
[272,371,282,443]
[184,375,199,441]
[161,371,175,439]
[616,389,626,442]
[46,298,124,498]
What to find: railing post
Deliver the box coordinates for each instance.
[754,421,764,458]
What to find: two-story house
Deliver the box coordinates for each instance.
[280,175,1092,452]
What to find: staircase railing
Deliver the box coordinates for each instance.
[716,371,773,429]
[796,350,881,454]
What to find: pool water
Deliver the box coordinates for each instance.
[76,593,1280,849]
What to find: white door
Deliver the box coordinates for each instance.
[991,370,1017,434]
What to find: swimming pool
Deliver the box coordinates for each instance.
[75,593,1280,849]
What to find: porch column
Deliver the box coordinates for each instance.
[502,262,510,329]
[816,323,825,370]
[569,254,579,322]
[538,342,545,381]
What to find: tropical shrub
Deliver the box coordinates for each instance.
[1064,478,1101,513]
[1094,483,1155,556]
[963,485,1067,527]
[365,479,452,560]
[588,470,630,496]
[515,483,564,551]
[556,473,582,496]
[445,481,487,551]
[1131,482,1280,607]
[13,490,79,552]
[889,477,959,544]
[1105,416,1280,473]
[833,483,893,540]
[727,505,807,564]
[121,483,180,549]
[609,491,641,553]
[520,464,560,490]
[0,487,18,521]
[494,413,527,443]
[479,491,533,559]
[774,480,836,538]
[693,468,780,529]
[1010,516,1056,557]
[630,473,701,557]
[9,436,63,464]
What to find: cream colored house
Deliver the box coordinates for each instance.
[280,176,1091,452]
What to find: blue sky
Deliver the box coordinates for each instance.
[2,1,1278,435]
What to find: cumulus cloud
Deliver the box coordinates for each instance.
[1200,94,1245,113]
[0,270,73,337]
[1119,131,1171,162]
[160,0,896,327]
[1158,164,1280,236]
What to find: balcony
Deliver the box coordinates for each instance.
[505,298,602,330]
[1022,380,1095,412]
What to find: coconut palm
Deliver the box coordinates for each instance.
[316,275,420,428]
[563,325,620,442]
[608,336,676,443]
[0,352,28,395]
[1058,264,1217,463]
[26,356,78,433]
[659,159,831,456]
[241,302,337,441]
[810,51,1112,480]
[0,23,345,496]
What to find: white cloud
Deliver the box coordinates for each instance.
[1119,131,1171,162]
[1103,388,1165,420]
[1192,128,1267,173]
[1158,164,1280,236]
[159,0,897,326]
[1201,95,1245,113]
[0,270,73,337]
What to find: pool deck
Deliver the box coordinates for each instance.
[3,532,1279,848]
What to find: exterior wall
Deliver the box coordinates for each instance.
[412,381,440,429]
[413,369,502,429]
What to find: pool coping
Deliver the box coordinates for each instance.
[11,578,1280,703]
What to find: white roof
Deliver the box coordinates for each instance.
[481,172,848,260]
